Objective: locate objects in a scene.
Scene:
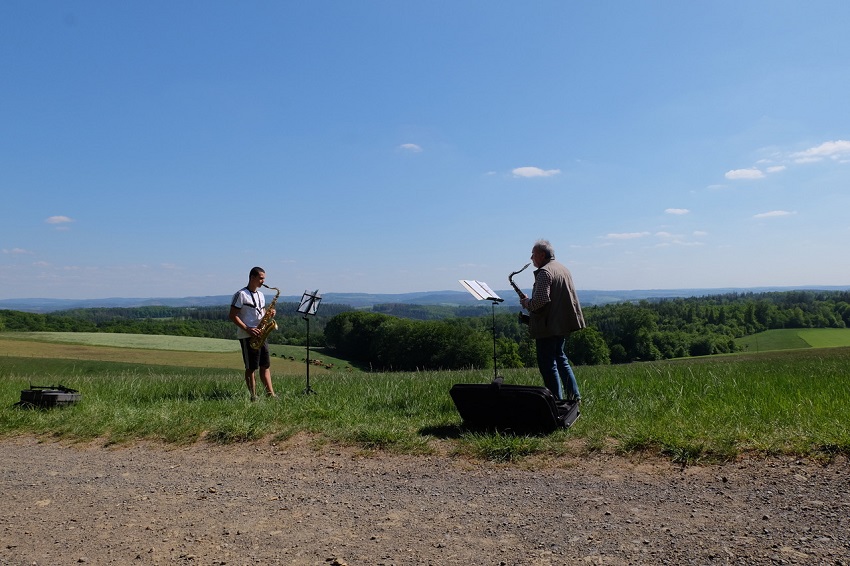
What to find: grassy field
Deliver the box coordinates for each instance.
[0,333,355,373]
[735,328,850,352]
[2,333,849,463]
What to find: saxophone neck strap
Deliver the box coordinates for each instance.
[242,287,262,316]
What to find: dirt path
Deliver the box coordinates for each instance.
[1,436,848,565]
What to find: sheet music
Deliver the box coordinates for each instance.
[297,289,322,315]
[459,280,503,302]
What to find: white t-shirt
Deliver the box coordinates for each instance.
[231,287,266,339]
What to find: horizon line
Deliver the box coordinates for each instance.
[3,284,850,303]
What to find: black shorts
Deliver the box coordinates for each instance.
[239,338,271,371]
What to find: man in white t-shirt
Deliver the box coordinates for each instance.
[228,266,277,401]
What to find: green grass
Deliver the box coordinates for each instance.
[3,331,241,352]
[2,333,849,464]
[736,328,850,352]
[577,349,850,462]
[797,328,850,348]
[0,333,355,373]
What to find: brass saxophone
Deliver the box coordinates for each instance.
[249,284,280,349]
[508,263,531,324]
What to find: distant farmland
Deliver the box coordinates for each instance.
[735,328,850,352]
[0,333,353,374]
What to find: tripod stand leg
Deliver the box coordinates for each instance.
[304,366,316,395]
[491,300,501,382]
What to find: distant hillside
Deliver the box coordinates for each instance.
[2,285,849,313]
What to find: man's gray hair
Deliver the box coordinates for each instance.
[533,239,555,260]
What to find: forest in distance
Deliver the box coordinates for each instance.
[2,290,850,371]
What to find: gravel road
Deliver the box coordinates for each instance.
[1,436,848,565]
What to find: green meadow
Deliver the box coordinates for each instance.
[736,328,850,352]
[1,332,849,463]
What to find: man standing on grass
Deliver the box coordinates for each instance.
[519,239,585,401]
[229,266,277,401]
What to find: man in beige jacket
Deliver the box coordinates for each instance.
[519,239,585,401]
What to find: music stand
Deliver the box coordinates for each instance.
[459,280,504,382]
[297,289,322,395]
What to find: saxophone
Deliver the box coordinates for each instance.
[508,263,531,324]
[249,284,281,349]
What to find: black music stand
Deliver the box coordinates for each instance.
[459,279,504,382]
[297,289,322,395]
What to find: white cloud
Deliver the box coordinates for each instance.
[693,230,709,237]
[652,232,704,247]
[790,140,850,163]
[46,215,74,224]
[399,143,422,152]
[512,166,561,178]
[3,248,32,255]
[604,232,651,240]
[654,239,705,248]
[721,140,847,187]
[753,210,795,218]
[725,168,765,180]
[664,208,689,215]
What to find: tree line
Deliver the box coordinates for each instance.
[2,290,849,371]
[0,303,353,347]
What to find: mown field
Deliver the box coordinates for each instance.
[735,328,850,352]
[1,332,849,463]
[0,332,354,373]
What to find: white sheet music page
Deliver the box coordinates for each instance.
[298,290,322,315]
[459,280,502,302]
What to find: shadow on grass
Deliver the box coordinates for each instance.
[418,424,464,439]
[419,423,558,439]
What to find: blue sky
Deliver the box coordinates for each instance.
[2,1,850,300]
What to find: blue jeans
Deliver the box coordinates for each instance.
[535,335,580,401]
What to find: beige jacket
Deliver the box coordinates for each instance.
[528,259,586,338]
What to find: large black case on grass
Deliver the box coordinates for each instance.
[449,379,579,434]
[17,385,81,408]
